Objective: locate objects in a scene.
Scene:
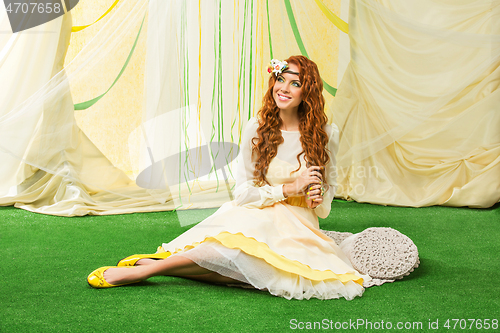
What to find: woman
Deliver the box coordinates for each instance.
[87,55,370,300]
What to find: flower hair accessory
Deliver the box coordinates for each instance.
[267,59,288,76]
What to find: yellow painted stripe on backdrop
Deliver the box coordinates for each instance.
[313,0,349,34]
[71,0,120,32]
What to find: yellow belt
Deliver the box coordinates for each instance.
[284,196,309,208]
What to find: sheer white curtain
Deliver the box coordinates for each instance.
[139,0,259,212]
[1,0,497,217]
[0,0,261,217]
[331,0,500,207]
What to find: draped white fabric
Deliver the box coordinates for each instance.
[0,0,260,217]
[140,0,259,211]
[332,0,500,207]
[0,1,168,215]
[0,0,498,216]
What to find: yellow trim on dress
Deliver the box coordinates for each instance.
[284,195,309,208]
[171,231,363,286]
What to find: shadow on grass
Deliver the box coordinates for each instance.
[400,257,428,281]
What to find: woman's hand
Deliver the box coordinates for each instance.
[283,166,323,197]
[305,183,323,209]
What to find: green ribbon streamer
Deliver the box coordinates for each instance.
[283,0,337,97]
[74,14,146,111]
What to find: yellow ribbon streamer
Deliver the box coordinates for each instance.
[71,0,120,32]
[313,0,349,34]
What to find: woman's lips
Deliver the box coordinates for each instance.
[277,93,291,101]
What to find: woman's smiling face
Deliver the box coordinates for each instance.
[273,63,303,112]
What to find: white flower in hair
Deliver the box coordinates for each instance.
[267,59,288,76]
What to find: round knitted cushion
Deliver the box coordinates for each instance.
[320,230,353,246]
[342,227,419,280]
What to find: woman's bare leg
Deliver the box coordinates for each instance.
[103,255,244,285]
[135,258,157,266]
[181,273,245,284]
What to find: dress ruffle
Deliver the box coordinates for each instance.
[171,231,363,284]
[161,200,370,300]
[175,240,365,300]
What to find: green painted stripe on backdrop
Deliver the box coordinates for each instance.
[74,14,146,111]
[283,0,337,97]
[283,0,308,57]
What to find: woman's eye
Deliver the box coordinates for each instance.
[277,76,285,82]
[292,82,301,88]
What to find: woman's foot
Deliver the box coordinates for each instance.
[103,266,144,285]
[116,251,172,266]
[135,258,158,266]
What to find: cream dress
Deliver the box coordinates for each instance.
[161,117,370,300]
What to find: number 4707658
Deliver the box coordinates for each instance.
[6,2,62,14]
[444,319,498,330]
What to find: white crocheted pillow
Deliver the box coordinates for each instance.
[321,227,420,286]
[320,230,353,245]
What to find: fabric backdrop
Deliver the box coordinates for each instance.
[0,0,498,217]
[332,0,500,208]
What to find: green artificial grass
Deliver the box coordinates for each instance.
[1,201,499,332]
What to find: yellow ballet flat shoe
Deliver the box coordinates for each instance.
[87,266,140,288]
[116,251,172,267]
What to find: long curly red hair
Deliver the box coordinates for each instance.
[252,55,330,186]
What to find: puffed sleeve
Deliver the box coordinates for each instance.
[312,123,340,219]
[232,117,287,208]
